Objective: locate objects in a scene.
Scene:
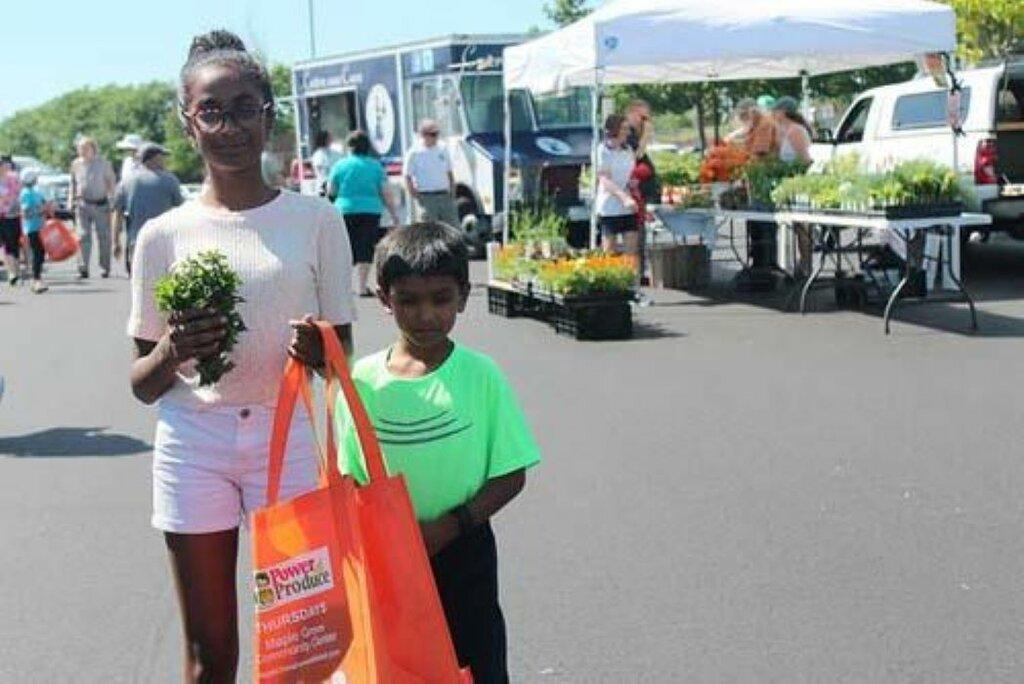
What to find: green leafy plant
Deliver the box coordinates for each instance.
[154,251,246,386]
[743,157,811,208]
[651,151,702,187]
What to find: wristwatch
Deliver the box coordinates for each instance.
[453,505,475,537]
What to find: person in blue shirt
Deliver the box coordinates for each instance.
[19,169,50,293]
[327,130,400,296]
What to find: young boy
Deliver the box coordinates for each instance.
[335,222,540,683]
[19,169,50,293]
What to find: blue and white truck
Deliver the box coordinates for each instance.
[292,34,594,249]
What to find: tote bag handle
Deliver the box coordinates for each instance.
[265,323,387,506]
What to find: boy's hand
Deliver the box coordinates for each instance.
[419,515,458,557]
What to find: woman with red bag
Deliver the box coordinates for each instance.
[127,30,355,682]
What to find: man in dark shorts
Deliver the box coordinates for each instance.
[0,156,23,286]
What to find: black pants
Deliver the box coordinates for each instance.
[27,232,44,280]
[430,522,509,683]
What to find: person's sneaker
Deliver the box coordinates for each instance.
[101,270,110,279]
[8,276,18,287]
[31,281,48,294]
[77,269,89,279]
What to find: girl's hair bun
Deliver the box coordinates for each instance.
[188,30,248,61]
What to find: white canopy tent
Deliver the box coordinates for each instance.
[500,0,957,244]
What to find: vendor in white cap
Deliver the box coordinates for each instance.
[115,133,145,181]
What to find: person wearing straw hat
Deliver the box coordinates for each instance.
[115,133,145,181]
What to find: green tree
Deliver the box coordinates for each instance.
[544,0,591,27]
[943,0,1024,63]
[0,61,295,184]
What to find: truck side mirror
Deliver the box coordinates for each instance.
[816,127,835,144]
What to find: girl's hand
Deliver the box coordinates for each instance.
[163,308,227,365]
[288,314,324,369]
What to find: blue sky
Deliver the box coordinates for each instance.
[1,0,556,120]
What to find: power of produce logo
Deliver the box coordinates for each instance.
[254,547,334,611]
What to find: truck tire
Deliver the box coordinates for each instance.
[456,196,486,257]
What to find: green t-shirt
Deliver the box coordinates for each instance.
[335,344,541,521]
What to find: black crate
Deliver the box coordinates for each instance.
[550,298,633,340]
[488,285,523,318]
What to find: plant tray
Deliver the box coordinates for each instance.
[487,285,526,318]
[549,297,633,340]
[487,283,634,340]
[781,203,965,219]
[864,203,965,220]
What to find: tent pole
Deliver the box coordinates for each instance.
[800,70,811,120]
[590,72,603,250]
[503,87,512,244]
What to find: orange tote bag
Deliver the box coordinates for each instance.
[251,323,471,683]
[38,218,78,262]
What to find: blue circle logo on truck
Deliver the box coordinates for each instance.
[536,137,573,156]
[366,85,396,155]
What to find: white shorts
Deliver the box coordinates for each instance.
[152,402,321,534]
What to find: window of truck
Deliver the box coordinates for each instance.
[836,97,873,143]
[996,77,1024,127]
[533,87,591,128]
[459,75,532,134]
[891,89,971,130]
[409,78,464,138]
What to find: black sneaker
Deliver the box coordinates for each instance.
[77,270,89,279]
[101,270,110,279]
[8,276,17,287]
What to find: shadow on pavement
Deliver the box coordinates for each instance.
[44,288,115,295]
[0,427,151,458]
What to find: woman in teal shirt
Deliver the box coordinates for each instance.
[327,131,400,296]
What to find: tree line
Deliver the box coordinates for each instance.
[0,65,294,183]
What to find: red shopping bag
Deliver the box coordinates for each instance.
[251,322,471,683]
[38,218,78,262]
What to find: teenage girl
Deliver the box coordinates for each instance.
[127,30,355,681]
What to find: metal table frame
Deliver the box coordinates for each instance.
[720,210,992,334]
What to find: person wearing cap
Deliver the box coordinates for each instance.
[726,98,779,159]
[756,94,776,111]
[112,143,183,275]
[403,119,458,227]
[70,136,116,278]
[116,133,145,181]
[19,168,51,293]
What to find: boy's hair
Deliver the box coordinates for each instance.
[374,222,470,294]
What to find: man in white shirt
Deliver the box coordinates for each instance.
[403,119,459,228]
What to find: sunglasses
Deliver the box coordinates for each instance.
[423,130,440,137]
[184,101,274,133]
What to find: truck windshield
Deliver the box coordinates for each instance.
[460,75,532,134]
[533,88,591,128]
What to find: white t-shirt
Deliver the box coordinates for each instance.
[310,147,342,189]
[127,191,356,409]
[403,143,452,193]
[596,142,636,217]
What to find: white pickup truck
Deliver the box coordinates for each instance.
[811,59,1024,239]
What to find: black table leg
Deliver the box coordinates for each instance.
[799,225,829,314]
